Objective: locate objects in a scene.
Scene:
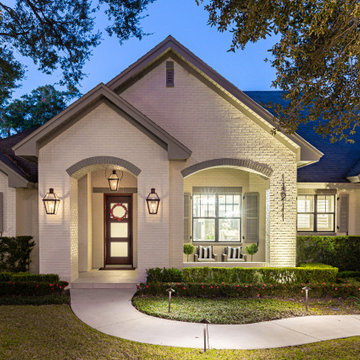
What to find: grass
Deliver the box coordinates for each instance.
[132,296,360,324]
[0,304,360,359]
[0,294,70,305]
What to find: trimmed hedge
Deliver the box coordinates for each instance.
[137,281,360,299]
[0,272,59,282]
[0,236,35,272]
[146,266,338,285]
[0,281,68,296]
[297,236,360,271]
[146,268,183,283]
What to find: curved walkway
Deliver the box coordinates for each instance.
[70,288,360,350]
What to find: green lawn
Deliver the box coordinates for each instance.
[0,305,360,359]
[132,296,360,324]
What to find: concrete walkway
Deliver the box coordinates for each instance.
[70,288,360,350]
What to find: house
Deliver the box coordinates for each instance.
[0,36,359,283]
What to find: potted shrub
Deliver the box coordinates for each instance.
[245,243,258,262]
[183,243,195,262]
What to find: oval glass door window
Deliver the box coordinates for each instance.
[111,242,128,257]
[110,203,128,221]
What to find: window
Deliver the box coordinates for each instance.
[297,195,335,232]
[192,188,241,242]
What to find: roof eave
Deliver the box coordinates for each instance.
[13,83,191,161]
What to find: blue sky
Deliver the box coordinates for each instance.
[13,0,278,99]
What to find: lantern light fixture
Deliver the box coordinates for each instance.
[146,188,160,215]
[42,188,60,215]
[108,170,120,191]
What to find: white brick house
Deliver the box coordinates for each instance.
[0,37,358,283]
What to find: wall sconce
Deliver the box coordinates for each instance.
[42,188,60,215]
[146,188,160,214]
[108,170,120,191]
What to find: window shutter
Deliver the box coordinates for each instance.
[0,192,3,234]
[338,194,349,234]
[184,193,191,241]
[244,192,259,243]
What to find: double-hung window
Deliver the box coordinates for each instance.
[192,187,241,242]
[297,195,335,232]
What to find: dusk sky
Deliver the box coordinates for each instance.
[13,0,279,99]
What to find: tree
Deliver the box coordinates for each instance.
[0,0,155,105]
[197,0,360,141]
[0,85,76,137]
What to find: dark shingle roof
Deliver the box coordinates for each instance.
[245,91,360,183]
[0,128,38,183]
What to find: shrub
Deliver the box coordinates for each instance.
[181,266,338,285]
[245,243,258,261]
[337,271,360,281]
[146,267,183,283]
[297,236,360,271]
[183,244,195,262]
[0,236,35,272]
[0,272,59,282]
[136,282,360,299]
[0,281,69,296]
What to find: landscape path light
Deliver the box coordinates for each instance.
[302,286,311,312]
[166,287,175,313]
[200,318,210,352]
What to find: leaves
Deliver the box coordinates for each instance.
[0,0,155,105]
[0,85,77,137]
[199,0,360,141]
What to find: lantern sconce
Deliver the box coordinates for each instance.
[146,188,160,215]
[42,188,60,215]
[107,169,123,192]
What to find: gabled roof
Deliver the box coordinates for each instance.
[13,83,191,161]
[246,91,360,183]
[107,36,323,164]
[0,128,38,187]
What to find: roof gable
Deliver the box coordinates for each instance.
[107,36,323,164]
[13,84,191,161]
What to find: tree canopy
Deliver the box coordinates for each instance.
[0,85,76,137]
[0,0,154,105]
[198,0,360,141]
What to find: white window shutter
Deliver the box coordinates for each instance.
[244,192,259,243]
[184,193,191,241]
[338,193,349,234]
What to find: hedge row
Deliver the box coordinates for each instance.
[146,266,338,285]
[0,236,35,272]
[0,272,59,282]
[137,282,360,299]
[297,236,360,271]
[0,281,68,296]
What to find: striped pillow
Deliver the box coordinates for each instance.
[228,246,242,259]
[199,246,212,259]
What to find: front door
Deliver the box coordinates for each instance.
[105,195,132,265]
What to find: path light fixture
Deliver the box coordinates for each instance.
[42,188,60,215]
[200,318,210,352]
[166,288,175,313]
[146,188,160,214]
[108,170,120,191]
[302,286,311,312]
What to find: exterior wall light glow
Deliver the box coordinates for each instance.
[108,170,120,191]
[43,188,60,215]
[146,188,160,214]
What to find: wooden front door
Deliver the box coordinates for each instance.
[105,195,132,265]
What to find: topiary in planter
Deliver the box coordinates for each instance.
[245,243,258,262]
[183,244,195,262]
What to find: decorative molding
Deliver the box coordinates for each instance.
[66,156,141,177]
[181,158,273,178]
[93,187,137,194]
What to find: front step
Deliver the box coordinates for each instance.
[70,282,138,289]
